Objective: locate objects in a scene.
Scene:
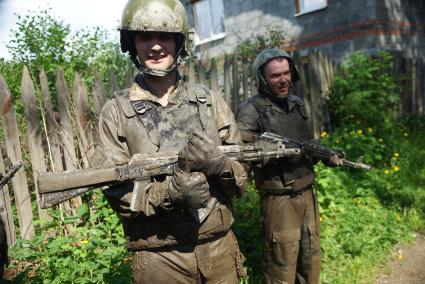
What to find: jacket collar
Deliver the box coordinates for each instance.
[129,73,186,105]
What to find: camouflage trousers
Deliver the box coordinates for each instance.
[261,188,321,284]
[131,230,246,284]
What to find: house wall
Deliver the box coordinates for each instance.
[184,0,425,62]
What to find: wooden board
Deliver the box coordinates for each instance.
[0,74,34,239]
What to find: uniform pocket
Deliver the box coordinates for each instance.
[271,232,300,266]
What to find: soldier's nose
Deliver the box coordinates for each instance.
[151,44,162,51]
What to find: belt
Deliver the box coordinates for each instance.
[261,173,315,196]
[262,185,312,197]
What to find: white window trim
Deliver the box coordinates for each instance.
[295,1,327,17]
[192,0,226,45]
[194,32,226,46]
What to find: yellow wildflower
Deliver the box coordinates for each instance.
[384,169,390,174]
[357,129,363,135]
[378,138,383,143]
[336,139,340,144]
[393,152,399,157]
[367,127,373,133]
[404,132,408,137]
[320,131,328,138]
[320,216,324,222]
[393,165,400,172]
[80,240,89,245]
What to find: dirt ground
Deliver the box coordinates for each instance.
[375,233,425,284]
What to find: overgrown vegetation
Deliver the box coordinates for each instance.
[0,8,131,111]
[1,9,424,284]
[236,25,285,62]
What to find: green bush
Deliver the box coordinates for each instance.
[1,8,132,109]
[9,191,131,284]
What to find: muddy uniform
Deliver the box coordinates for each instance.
[96,75,247,284]
[236,48,322,284]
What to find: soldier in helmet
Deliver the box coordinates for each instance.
[236,48,342,284]
[95,0,248,283]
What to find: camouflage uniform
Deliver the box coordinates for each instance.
[236,49,321,284]
[96,74,247,283]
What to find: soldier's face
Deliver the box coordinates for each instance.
[134,32,177,71]
[263,58,292,98]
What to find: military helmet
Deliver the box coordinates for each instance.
[252,48,299,94]
[119,0,191,75]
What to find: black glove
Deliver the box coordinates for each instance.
[326,152,345,167]
[168,170,210,209]
[179,131,231,177]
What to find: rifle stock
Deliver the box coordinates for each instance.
[38,166,119,194]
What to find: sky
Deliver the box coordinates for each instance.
[0,0,129,60]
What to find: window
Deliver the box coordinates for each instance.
[296,0,327,15]
[192,0,225,44]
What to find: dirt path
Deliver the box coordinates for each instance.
[375,233,425,284]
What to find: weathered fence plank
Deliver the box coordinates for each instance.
[40,69,78,221]
[92,70,106,118]
[188,61,196,83]
[232,53,240,112]
[307,51,324,139]
[198,60,207,86]
[0,74,34,240]
[40,69,63,172]
[21,66,50,221]
[109,71,118,99]
[223,55,232,106]
[126,68,134,89]
[0,146,16,246]
[55,68,82,208]
[242,62,249,101]
[210,58,219,92]
[72,73,94,167]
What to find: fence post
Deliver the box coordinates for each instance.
[232,53,240,112]
[0,74,34,240]
[21,66,51,221]
[109,71,118,99]
[92,70,106,118]
[223,55,232,106]
[0,146,16,246]
[242,62,249,101]
[210,58,219,93]
[307,51,324,139]
[72,73,94,168]
[126,68,134,89]
[40,69,63,172]
[188,61,196,83]
[55,67,82,208]
[198,60,207,86]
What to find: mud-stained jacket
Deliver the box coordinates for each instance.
[236,93,316,193]
[95,76,247,250]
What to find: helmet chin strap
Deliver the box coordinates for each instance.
[132,45,184,77]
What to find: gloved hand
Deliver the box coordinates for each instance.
[168,170,210,209]
[327,153,344,167]
[179,131,231,177]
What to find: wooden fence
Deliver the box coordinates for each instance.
[0,50,423,247]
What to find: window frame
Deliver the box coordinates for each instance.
[295,0,328,16]
[190,0,226,45]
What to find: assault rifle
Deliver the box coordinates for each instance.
[37,133,301,209]
[261,132,373,170]
[0,161,23,189]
